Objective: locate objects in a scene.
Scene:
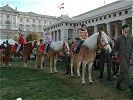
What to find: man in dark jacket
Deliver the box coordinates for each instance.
[98,48,112,81]
[112,24,133,95]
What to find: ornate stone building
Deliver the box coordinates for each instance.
[44,0,133,42]
[0,4,58,39]
[0,0,133,41]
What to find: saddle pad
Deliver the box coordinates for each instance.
[38,44,45,52]
[11,45,17,51]
[71,43,76,52]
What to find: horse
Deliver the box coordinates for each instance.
[70,30,112,84]
[4,41,38,67]
[35,41,70,73]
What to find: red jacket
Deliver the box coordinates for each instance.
[18,36,25,45]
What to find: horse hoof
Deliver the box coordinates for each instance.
[55,72,58,74]
[78,76,81,78]
[50,72,53,74]
[71,75,73,78]
[89,82,92,84]
[82,83,85,85]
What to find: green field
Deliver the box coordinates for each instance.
[0,60,133,100]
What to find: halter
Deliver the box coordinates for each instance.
[102,42,109,47]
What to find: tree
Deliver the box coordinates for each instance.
[26,32,40,42]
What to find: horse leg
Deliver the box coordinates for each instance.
[82,61,87,84]
[70,56,74,77]
[35,55,38,69]
[88,61,94,83]
[77,60,81,77]
[54,58,58,73]
[50,58,53,73]
[24,55,28,67]
[40,56,44,70]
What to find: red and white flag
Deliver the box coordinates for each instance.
[58,3,64,9]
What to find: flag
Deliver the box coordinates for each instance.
[58,3,64,9]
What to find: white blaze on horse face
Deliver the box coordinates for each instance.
[64,42,70,54]
[101,31,112,53]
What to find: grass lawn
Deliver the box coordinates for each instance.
[0,60,133,100]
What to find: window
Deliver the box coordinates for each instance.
[113,13,116,17]
[27,19,29,22]
[125,10,128,14]
[104,16,106,19]
[20,18,22,22]
[33,19,35,23]
[7,14,9,18]
[108,15,111,18]
[119,12,122,16]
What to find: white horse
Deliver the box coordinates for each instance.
[35,41,70,73]
[70,30,112,84]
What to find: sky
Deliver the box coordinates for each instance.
[0,0,118,17]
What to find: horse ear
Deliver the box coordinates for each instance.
[98,30,102,36]
[98,28,103,36]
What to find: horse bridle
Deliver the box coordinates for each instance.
[103,42,109,47]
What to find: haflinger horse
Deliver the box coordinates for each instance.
[70,30,112,84]
[4,41,38,67]
[35,41,70,73]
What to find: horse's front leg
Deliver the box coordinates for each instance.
[77,60,81,77]
[54,58,58,73]
[70,56,74,77]
[50,58,53,73]
[82,61,87,84]
[88,61,94,83]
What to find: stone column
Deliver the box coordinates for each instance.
[106,22,111,37]
[53,31,55,42]
[61,29,68,42]
[94,25,97,33]
[57,30,59,41]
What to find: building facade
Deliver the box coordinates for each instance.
[0,0,133,42]
[44,0,133,42]
[0,4,58,39]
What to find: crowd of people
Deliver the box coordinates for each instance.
[0,23,133,95]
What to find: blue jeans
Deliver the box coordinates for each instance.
[44,42,48,54]
[16,44,21,52]
[74,40,81,52]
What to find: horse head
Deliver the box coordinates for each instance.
[97,30,112,53]
[62,42,70,55]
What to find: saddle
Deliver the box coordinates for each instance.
[38,44,45,52]
[11,44,23,52]
[38,43,50,53]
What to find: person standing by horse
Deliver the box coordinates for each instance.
[64,38,72,74]
[44,31,53,56]
[112,24,133,95]
[73,24,89,53]
[16,33,25,54]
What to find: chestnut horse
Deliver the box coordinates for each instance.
[35,41,70,73]
[70,30,112,84]
[4,41,37,67]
